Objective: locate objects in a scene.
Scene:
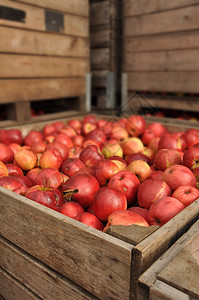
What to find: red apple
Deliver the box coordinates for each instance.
[108,170,140,206]
[141,129,156,146]
[111,125,128,141]
[6,163,23,176]
[0,129,23,145]
[107,156,127,168]
[61,158,85,177]
[60,126,77,138]
[14,146,38,171]
[126,160,151,182]
[158,133,187,152]
[162,165,197,191]
[125,153,151,166]
[78,212,104,231]
[148,137,160,154]
[39,149,63,170]
[24,130,44,147]
[147,122,167,137]
[60,201,85,220]
[128,206,149,223]
[67,119,82,133]
[72,135,84,147]
[79,145,104,168]
[26,185,64,211]
[125,115,146,137]
[172,185,199,207]
[154,149,182,171]
[92,187,127,221]
[0,143,14,163]
[0,162,9,177]
[85,128,106,146]
[103,210,149,232]
[183,147,199,169]
[9,143,21,155]
[137,179,171,209]
[35,167,63,188]
[13,186,29,196]
[26,168,42,185]
[83,139,99,148]
[31,141,47,154]
[148,197,184,226]
[52,120,65,132]
[53,133,73,149]
[14,175,33,187]
[82,122,97,136]
[102,140,123,158]
[149,170,163,180]
[68,146,82,159]
[121,137,144,156]
[73,167,94,176]
[45,141,69,161]
[61,174,100,209]
[182,129,199,148]
[0,176,24,191]
[42,123,56,136]
[93,159,120,186]
[83,114,96,124]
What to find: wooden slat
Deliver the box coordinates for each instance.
[138,220,199,299]
[0,78,86,103]
[0,237,97,300]
[124,49,199,72]
[0,188,133,300]
[91,49,110,70]
[90,1,110,26]
[90,25,110,48]
[0,268,40,300]
[150,280,191,300]
[126,72,199,93]
[124,5,199,37]
[124,0,199,17]
[0,0,88,37]
[14,0,89,17]
[0,55,89,78]
[0,27,89,57]
[124,30,199,53]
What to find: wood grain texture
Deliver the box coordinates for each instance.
[124,0,199,17]
[0,78,86,103]
[14,0,89,17]
[0,267,40,300]
[0,0,89,37]
[126,72,199,93]
[0,237,98,300]
[138,220,199,299]
[0,55,89,78]
[124,5,199,37]
[150,280,191,300]
[124,49,199,72]
[0,188,133,300]
[91,48,110,70]
[0,27,89,57]
[124,30,199,53]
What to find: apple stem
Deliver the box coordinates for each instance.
[63,189,78,201]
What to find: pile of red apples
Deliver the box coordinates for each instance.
[0,114,199,232]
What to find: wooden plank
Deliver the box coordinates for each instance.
[150,280,191,300]
[0,0,89,37]
[0,27,89,57]
[138,220,199,299]
[0,188,133,300]
[124,49,199,72]
[0,268,40,300]
[0,55,89,78]
[124,5,199,37]
[0,237,98,300]
[124,0,199,17]
[14,0,89,17]
[90,25,110,48]
[91,70,108,87]
[126,72,199,93]
[91,49,110,70]
[0,78,86,103]
[124,30,199,53]
[90,1,110,26]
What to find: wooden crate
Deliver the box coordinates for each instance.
[0,0,90,125]
[122,0,199,113]
[138,219,199,300]
[0,115,199,300]
[90,0,122,110]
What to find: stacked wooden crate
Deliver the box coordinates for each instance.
[90,0,122,110]
[0,115,199,300]
[0,0,90,125]
[122,0,199,114]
